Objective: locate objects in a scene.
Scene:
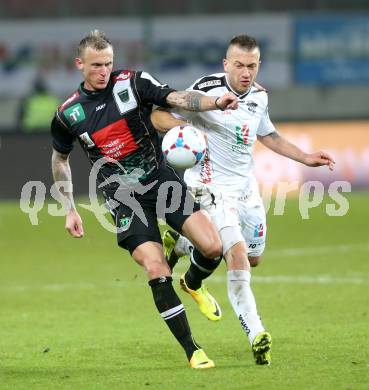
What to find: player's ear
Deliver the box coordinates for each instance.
[75,57,83,70]
[223,58,228,72]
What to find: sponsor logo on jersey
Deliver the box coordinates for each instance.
[197,80,222,89]
[79,132,95,148]
[254,223,264,238]
[200,150,213,184]
[91,118,138,160]
[118,89,129,103]
[64,103,86,125]
[96,103,106,112]
[246,101,258,114]
[236,124,250,145]
[232,124,250,152]
[116,71,132,81]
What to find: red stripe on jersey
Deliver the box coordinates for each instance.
[59,91,80,111]
[91,118,138,161]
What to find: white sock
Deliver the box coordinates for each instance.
[174,235,193,257]
[227,269,265,344]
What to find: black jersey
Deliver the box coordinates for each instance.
[51,69,175,184]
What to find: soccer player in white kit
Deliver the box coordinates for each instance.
[151,34,335,365]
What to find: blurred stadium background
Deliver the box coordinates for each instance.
[1,2,369,389]
[0,0,368,197]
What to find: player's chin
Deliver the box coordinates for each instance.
[239,82,250,93]
[94,81,108,90]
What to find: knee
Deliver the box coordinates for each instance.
[145,258,170,278]
[249,256,262,267]
[225,242,250,270]
[132,247,170,279]
[198,236,222,259]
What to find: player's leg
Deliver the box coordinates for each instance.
[231,189,270,364]
[164,181,223,322]
[115,202,213,368]
[130,240,213,368]
[223,236,271,365]
[249,256,262,267]
[162,223,223,321]
[176,190,235,292]
[180,209,223,287]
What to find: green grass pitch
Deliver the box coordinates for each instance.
[1,192,368,389]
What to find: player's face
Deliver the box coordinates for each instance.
[223,46,260,94]
[75,46,114,91]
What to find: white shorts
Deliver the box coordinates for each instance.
[190,177,266,257]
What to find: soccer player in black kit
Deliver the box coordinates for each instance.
[50,30,238,369]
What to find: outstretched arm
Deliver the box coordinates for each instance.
[258,132,335,170]
[51,148,84,237]
[151,109,187,133]
[166,91,238,112]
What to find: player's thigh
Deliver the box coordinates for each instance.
[198,190,244,255]
[161,171,223,258]
[238,196,267,257]
[181,209,222,259]
[114,202,162,254]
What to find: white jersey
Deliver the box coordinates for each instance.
[176,73,276,194]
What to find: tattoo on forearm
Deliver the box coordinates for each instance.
[185,92,201,111]
[167,91,203,112]
[52,151,75,210]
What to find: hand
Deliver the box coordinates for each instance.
[304,151,335,171]
[65,209,84,238]
[215,92,238,110]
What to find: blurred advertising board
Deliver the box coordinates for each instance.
[254,121,369,194]
[0,15,292,98]
[294,15,369,85]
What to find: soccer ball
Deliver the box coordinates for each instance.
[162,125,206,169]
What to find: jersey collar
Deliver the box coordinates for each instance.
[79,81,111,97]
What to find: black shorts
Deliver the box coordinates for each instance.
[103,165,200,253]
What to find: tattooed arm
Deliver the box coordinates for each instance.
[150,108,187,133]
[52,149,84,237]
[258,132,335,170]
[166,90,238,112]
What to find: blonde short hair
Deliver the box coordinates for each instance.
[77,30,112,57]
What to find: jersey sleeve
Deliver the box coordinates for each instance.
[135,71,176,108]
[51,112,75,154]
[256,105,277,136]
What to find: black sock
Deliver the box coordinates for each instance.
[149,276,200,360]
[185,248,222,290]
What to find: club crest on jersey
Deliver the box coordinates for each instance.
[254,223,264,238]
[64,103,86,125]
[79,132,95,149]
[118,89,129,103]
[246,101,258,114]
[119,215,133,231]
